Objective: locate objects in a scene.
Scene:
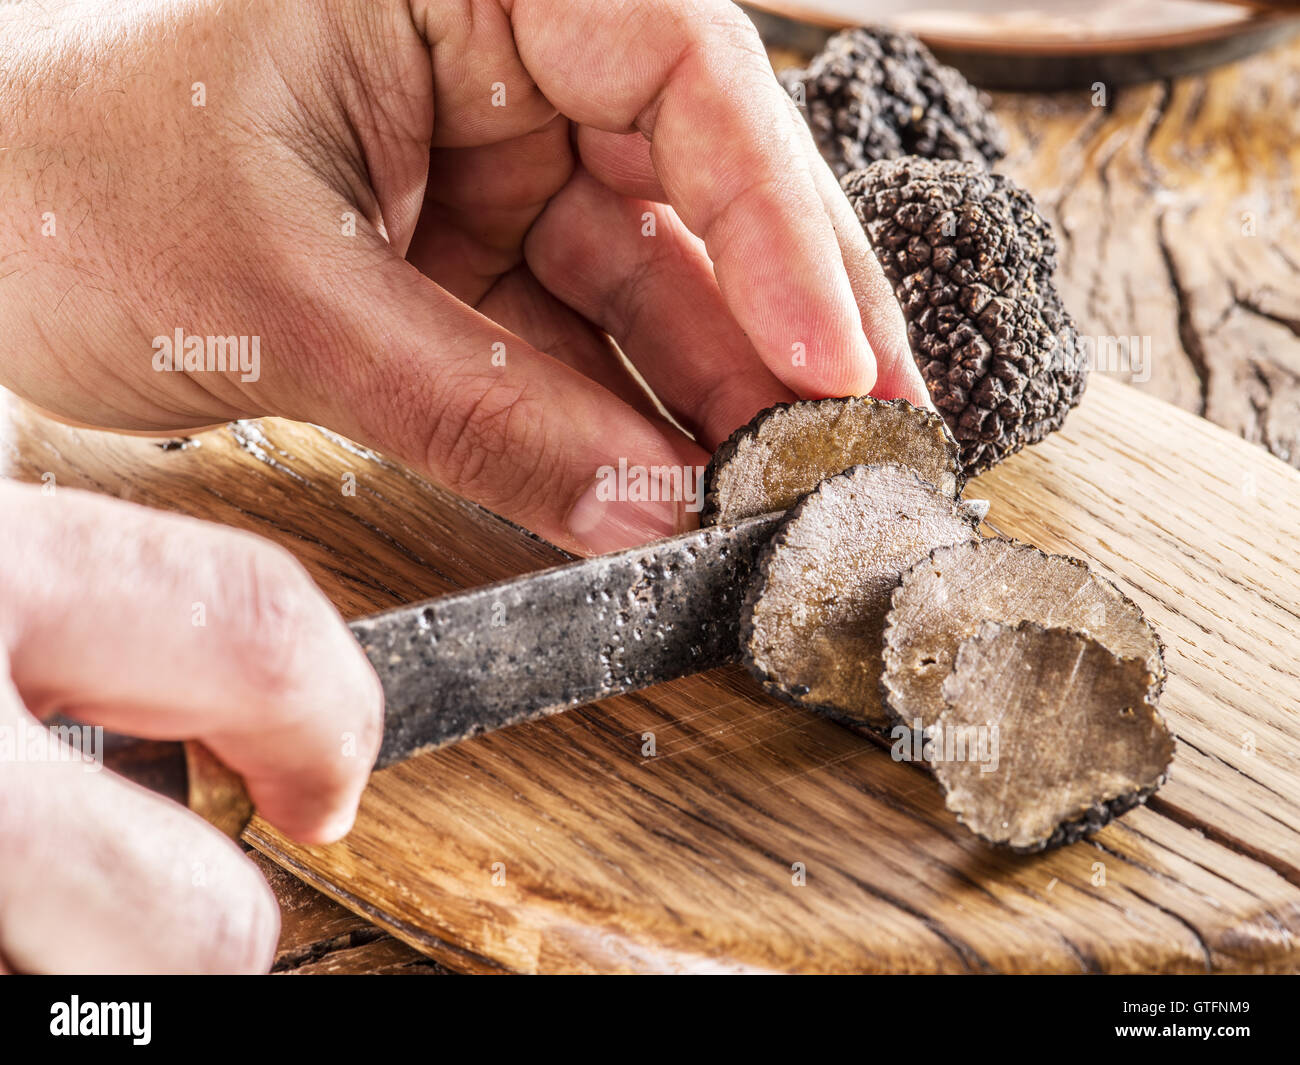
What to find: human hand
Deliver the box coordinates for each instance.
[0,481,382,973]
[0,0,926,555]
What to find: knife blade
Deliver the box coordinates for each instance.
[354,510,783,768]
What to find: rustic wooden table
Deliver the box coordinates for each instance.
[5,34,1299,975]
[993,38,1300,469]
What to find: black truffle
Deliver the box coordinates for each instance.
[933,620,1174,852]
[740,463,983,730]
[701,395,961,526]
[780,26,1007,178]
[844,158,1086,475]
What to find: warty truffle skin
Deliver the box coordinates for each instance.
[780,26,1007,178]
[845,157,1087,476]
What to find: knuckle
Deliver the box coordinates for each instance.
[424,375,556,514]
[602,207,687,336]
[694,2,770,74]
[219,538,323,704]
[606,256,660,339]
[703,171,785,264]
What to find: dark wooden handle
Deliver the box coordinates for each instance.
[100,737,255,840]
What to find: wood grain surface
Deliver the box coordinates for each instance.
[248,850,447,975]
[247,378,1300,974]
[992,41,1300,467]
[4,374,1299,973]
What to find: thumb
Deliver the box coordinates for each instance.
[277,247,709,555]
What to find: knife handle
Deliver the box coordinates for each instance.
[182,741,256,840]
[100,736,255,840]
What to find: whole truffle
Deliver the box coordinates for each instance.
[845,157,1087,475]
[780,26,1007,178]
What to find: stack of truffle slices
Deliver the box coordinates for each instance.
[702,396,1175,853]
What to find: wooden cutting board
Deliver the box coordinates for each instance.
[6,376,1296,972]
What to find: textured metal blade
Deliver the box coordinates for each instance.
[350,513,782,768]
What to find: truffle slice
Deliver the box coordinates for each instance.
[882,538,1165,735]
[742,463,982,729]
[780,26,1007,178]
[933,621,1174,852]
[702,395,961,526]
[844,157,1086,475]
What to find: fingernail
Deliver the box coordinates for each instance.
[566,481,683,555]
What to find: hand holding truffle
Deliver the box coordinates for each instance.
[0,0,929,556]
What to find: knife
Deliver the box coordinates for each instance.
[111,495,989,838]
[117,510,784,838]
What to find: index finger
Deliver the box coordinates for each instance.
[511,0,880,398]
